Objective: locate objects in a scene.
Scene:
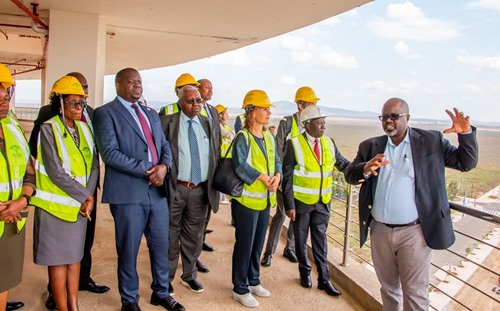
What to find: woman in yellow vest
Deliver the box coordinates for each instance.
[215,104,235,205]
[230,90,282,308]
[31,76,98,311]
[0,66,36,311]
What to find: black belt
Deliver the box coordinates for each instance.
[381,219,420,228]
[177,180,206,189]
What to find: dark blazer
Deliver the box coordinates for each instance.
[344,127,478,250]
[160,113,220,213]
[93,97,172,204]
[29,104,95,157]
[282,134,351,213]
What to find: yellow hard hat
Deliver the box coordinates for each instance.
[215,104,227,114]
[295,86,320,103]
[242,89,274,109]
[49,76,88,99]
[0,64,16,89]
[174,73,200,93]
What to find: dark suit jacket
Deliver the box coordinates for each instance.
[93,97,172,204]
[344,127,478,250]
[282,134,351,213]
[160,113,220,213]
[29,104,95,157]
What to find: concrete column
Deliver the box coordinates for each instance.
[45,10,106,108]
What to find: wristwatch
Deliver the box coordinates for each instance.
[21,194,31,205]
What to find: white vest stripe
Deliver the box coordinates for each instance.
[35,189,81,207]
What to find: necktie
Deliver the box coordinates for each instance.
[131,103,158,165]
[314,138,321,163]
[80,111,87,123]
[188,120,201,185]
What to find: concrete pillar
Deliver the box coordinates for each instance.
[45,10,106,108]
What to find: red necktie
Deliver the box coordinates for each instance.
[314,138,321,162]
[131,104,158,165]
[80,111,87,123]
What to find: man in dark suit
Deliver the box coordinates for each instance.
[93,68,184,311]
[344,98,478,310]
[282,105,348,297]
[28,72,109,311]
[160,85,220,295]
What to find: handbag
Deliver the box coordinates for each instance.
[212,137,243,197]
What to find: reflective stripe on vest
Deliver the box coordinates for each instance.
[31,117,94,222]
[221,124,233,156]
[234,130,276,210]
[291,135,336,204]
[0,122,30,237]
[286,114,301,140]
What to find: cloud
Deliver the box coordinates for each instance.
[361,80,419,94]
[367,1,459,42]
[464,84,481,93]
[466,0,500,12]
[457,51,500,69]
[394,41,422,60]
[205,49,251,66]
[280,75,297,85]
[279,35,318,51]
[323,16,341,27]
[319,50,360,69]
[292,51,313,64]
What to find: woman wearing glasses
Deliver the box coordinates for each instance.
[31,76,98,311]
[230,90,282,308]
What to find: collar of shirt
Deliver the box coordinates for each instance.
[386,126,411,147]
[304,131,319,147]
[180,111,201,125]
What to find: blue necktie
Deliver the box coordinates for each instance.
[188,120,201,185]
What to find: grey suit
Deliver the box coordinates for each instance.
[94,97,173,304]
[161,112,219,282]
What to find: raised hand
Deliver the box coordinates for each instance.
[363,154,390,176]
[444,107,471,134]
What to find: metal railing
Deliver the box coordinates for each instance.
[328,177,500,311]
[13,106,39,121]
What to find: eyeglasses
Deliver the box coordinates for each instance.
[185,98,203,105]
[378,113,407,121]
[65,100,87,109]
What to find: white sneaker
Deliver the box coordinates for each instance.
[220,200,230,204]
[249,284,270,298]
[232,291,259,308]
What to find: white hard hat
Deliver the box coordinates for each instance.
[300,105,326,123]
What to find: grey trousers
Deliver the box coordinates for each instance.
[370,220,432,311]
[263,190,295,255]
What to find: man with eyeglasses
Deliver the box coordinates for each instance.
[28,72,110,311]
[160,85,220,295]
[344,98,478,310]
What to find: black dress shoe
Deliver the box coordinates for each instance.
[79,281,110,294]
[181,279,204,293]
[205,228,213,234]
[121,303,142,311]
[260,253,272,267]
[318,280,341,296]
[283,249,298,263]
[196,259,210,273]
[45,293,57,310]
[300,275,312,288]
[202,242,214,252]
[169,282,175,296]
[6,300,24,311]
[150,293,185,311]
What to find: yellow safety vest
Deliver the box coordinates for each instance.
[285,114,301,140]
[31,116,94,222]
[233,130,277,210]
[0,121,30,237]
[161,102,208,117]
[291,135,336,204]
[221,124,233,157]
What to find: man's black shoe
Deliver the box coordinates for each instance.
[121,303,141,311]
[202,242,214,252]
[45,293,56,310]
[169,282,175,296]
[150,293,185,311]
[318,280,341,296]
[79,281,110,294]
[300,275,312,288]
[283,249,298,263]
[205,229,213,234]
[196,259,210,273]
[181,279,204,293]
[260,254,272,267]
[6,300,24,311]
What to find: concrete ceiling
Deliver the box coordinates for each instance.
[0,0,371,79]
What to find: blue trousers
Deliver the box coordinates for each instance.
[110,186,170,304]
[231,199,270,294]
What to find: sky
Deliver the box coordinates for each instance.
[15,0,500,123]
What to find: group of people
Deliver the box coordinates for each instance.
[0,63,478,311]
